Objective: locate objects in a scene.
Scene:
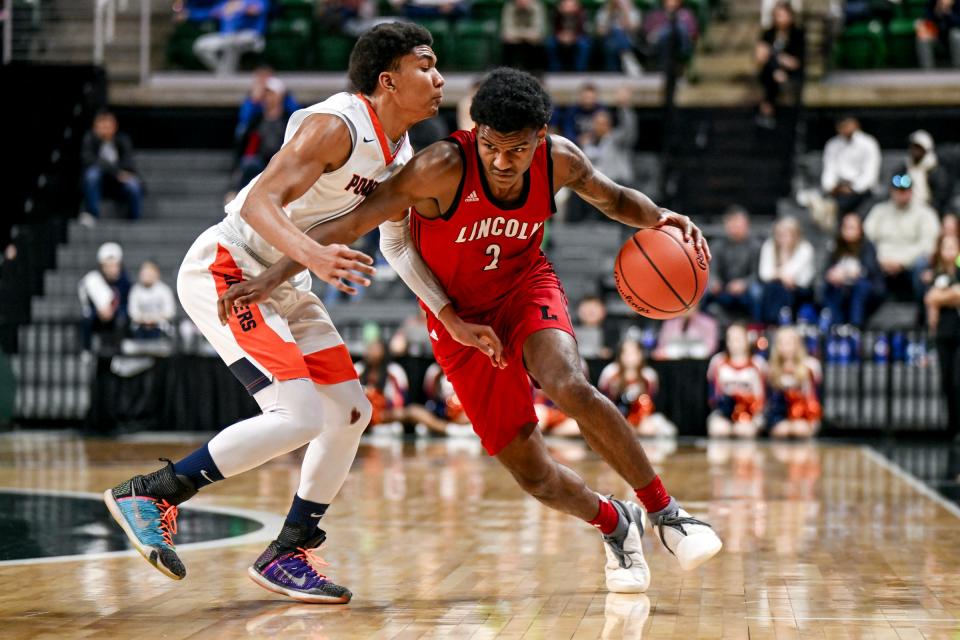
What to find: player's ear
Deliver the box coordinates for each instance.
[378,71,397,93]
[536,125,548,145]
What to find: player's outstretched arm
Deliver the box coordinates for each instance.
[551,135,711,261]
[240,113,376,287]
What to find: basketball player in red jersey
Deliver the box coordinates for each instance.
[220,68,722,592]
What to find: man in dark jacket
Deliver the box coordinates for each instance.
[702,205,763,322]
[81,110,143,224]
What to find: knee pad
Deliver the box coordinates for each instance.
[255,378,327,441]
[316,380,372,433]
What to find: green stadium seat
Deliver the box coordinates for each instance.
[887,17,918,67]
[264,16,313,69]
[417,19,453,64]
[471,0,505,23]
[451,19,500,70]
[277,0,315,20]
[314,33,355,70]
[165,20,218,70]
[834,19,886,69]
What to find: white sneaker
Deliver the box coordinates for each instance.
[602,499,651,593]
[602,593,651,640]
[654,504,722,571]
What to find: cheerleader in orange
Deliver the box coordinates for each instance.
[706,324,767,438]
[766,326,822,438]
[599,338,676,437]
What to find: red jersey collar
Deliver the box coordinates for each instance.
[357,93,405,165]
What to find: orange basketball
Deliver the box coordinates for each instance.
[613,225,709,320]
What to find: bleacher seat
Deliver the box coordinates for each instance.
[833,20,887,69]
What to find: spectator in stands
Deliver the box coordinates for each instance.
[641,0,699,71]
[599,338,676,437]
[233,76,296,194]
[895,130,953,215]
[390,0,467,21]
[863,173,941,301]
[707,324,767,438]
[757,216,816,325]
[581,88,637,182]
[78,242,131,352]
[596,0,643,74]
[235,64,300,144]
[575,295,619,358]
[81,110,143,226]
[317,0,383,37]
[501,0,548,71]
[654,303,719,359]
[546,0,592,71]
[553,83,606,142]
[189,0,268,76]
[916,0,960,70]
[766,325,821,438]
[129,261,177,339]
[356,338,449,435]
[822,212,884,327]
[173,0,221,22]
[566,89,636,221]
[702,205,762,322]
[819,116,880,218]
[924,233,960,437]
[457,79,480,131]
[754,2,805,129]
[422,362,471,428]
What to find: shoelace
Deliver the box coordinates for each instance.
[157,499,179,547]
[294,546,331,579]
[656,514,712,556]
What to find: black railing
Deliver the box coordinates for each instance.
[5,320,950,436]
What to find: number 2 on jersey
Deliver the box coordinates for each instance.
[483,243,501,271]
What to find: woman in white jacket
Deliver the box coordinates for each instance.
[757,216,815,324]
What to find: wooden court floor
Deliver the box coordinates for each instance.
[1,433,959,639]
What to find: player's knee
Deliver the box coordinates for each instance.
[265,381,327,440]
[545,376,599,415]
[319,380,372,434]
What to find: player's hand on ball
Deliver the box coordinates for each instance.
[305,243,376,295]
[653,209,712,262]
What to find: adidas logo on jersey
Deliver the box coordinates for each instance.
[429,329,439,341]
[464,190,480,203]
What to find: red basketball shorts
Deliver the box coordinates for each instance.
[425,270,575,455]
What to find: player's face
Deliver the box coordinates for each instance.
[389,46,444,118]
[476,125,547,188]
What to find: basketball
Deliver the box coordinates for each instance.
[613,225,708,320]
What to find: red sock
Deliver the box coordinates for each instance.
[635,475,671,513]
[588,496,620,535]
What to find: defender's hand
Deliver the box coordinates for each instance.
[653,209,712,262]
[303,243,376,295]
[439,306,507,369]
[217,277,275,325]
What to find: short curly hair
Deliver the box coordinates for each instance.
[348,22,433,95]
[470,68,552,134]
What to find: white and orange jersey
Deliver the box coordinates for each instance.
[221,92,413,267]
[707,354,767,404]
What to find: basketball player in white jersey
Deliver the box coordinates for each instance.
[102,23,499,604]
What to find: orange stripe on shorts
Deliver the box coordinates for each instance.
[303,344,358,385]
[209,244,309,381]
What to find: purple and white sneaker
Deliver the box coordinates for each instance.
[248,523,352,604]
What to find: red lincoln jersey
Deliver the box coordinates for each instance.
[410,129,557,319]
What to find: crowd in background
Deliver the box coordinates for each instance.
[172,0,703,74]
[72,60,960,441]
